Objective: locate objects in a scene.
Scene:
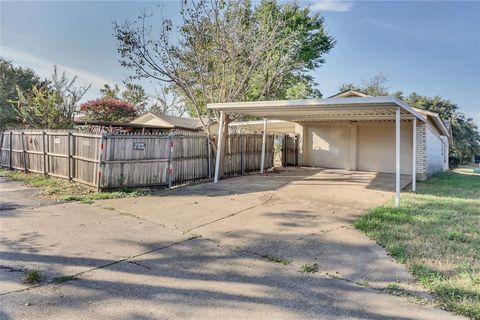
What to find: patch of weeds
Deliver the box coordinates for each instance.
[0,169,148,204]
[410,263,444,287]
[356,279,370,287]
[262,254,290,265]
[300,263,318,273]
[189,233,202,240]
[53,275,77,283]
[446,230,469,243]
[23,269,41,284]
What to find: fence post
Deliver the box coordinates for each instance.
[207,135,212,179]
[96,134,105,192]
[21,132,27,172]
[240,135,245,175]
[67,131,72,181]
[294,135,297,166]
[0,131,4,161]
[167,132,174,188]
[42,131,47,175]
[9,132,13,170]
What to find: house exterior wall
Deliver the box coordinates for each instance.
[415,122,428,180]
[290,117,448,179]
[296,121,414,174]
[425,123,449,175]
[304,123,352,169]
[357,121,413,174]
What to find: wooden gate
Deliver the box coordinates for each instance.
[282,134,298,167]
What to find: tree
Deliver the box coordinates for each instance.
[150,85,187,116]
[114,0,334,176]
[0,59,41,128]
[402,93,480,163]
[340,75,480,163]
[79,98,137,122]
[100,83,149,115]
[339,73,390,96]
[15,66,90,129]
[113,0,334,125]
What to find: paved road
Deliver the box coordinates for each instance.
[0,169,464,319]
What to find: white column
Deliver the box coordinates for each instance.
[412,118,417,192]
[214,111,225,183]
[395,108,401,208]
[260,118,267,174]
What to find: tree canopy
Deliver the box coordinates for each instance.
[113,0,335,129]
[0,58,41,128]
[15,66,90,129]
[79,97,137,122]
[100,83,149,115]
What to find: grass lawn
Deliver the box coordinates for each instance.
[355,169,480,319]
[0,168,146,203]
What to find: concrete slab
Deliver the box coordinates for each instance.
[1,168,461,319]
[0,202,189,294]
[1,239,462,320]
[0,177,56,212]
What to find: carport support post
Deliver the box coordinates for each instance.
[214,111,225,183]
[260,118,267,174]
[395,108,401,208]
[412,118,417,192]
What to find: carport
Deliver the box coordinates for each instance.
[208,96,427,207]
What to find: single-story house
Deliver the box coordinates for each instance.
[208,89,452,207]
[130,112,211,133]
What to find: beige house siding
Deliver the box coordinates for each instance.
[296,120,415,175]
[304,123,352,169]
[357,121,413,175]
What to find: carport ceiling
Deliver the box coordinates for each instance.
[208,96,426,122]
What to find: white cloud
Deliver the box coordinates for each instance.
[310,0,354,12]
[0,46,118,98]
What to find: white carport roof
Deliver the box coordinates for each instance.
[208,96,427,123]
[208,95,442,208]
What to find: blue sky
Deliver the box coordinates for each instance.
[1,0,479,124]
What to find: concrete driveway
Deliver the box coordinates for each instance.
[0,168,464,319]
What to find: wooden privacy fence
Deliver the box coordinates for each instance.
[0,130,277,190]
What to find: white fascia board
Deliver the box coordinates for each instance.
[229,119,289,126]
[208,97,427,121]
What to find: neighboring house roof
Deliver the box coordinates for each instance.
[328,89,371,98]
[131,112,210,131]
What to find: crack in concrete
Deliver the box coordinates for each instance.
[127,260,151,270]
[187,193,275,232]
[0,265,25,273]
[0,237,197,296]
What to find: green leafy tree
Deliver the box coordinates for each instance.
[403,93,480,163]
[0,58,41,127]
[114,0,334,176]
[114,0,334,123]
[15,66,90,129]
[100,83,148,115]
[339,73,390,96]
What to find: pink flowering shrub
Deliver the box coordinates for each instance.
[79,98,137,122]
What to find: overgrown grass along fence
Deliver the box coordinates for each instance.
[0,130,277,190]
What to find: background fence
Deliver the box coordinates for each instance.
[0,130,280,190]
